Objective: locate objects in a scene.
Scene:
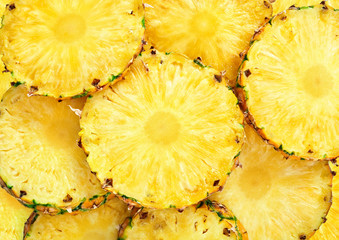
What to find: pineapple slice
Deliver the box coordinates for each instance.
[0,85,108,214]
[0,60,12,99]
[119,201,248,240]
[143,0,272,85]
[311,161,338,240]
[0,187,33,240]
[25,197,131,240]
[328,0,339,9]
[80,49,244,209]
[0,0,144,98]
[210,125,333,240]
[237,3,339,160]
[270,0,321,15]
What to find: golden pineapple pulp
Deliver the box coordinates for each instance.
[0,85,107,213]
[270,0,322,15]
[143,0,272,85]
[25,197,130,240]
[0,187,33,240]
[312,162,338,240]
[120,201,248,240]
[0,0,9,15]
[238,4,339,160]
[210,125,332,240]
[0,60,12,99]
[80,49,244,209]
[0,0,144,98]
[328,0,339,9]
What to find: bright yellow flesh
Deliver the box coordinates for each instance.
[0,60,12,99]
[240,5,339,159]
[0,187,33,240]
[312,162,338,240]
[121,203,246,240]
[0,86,105,208]
[80,50,244,208]
[0,0,144,98]
[210,125,332,239]
[271,0,321,15]
[328,0,339,9]
[26,198,130,240]
[144,0,272,83]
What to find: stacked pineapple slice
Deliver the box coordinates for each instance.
[0,0,337,239]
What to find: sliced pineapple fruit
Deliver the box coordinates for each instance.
[210,125,333,240]
[237,3,339,160]
[24,197,130,240]
[143,0,272,85]
[0,187,33,240]
[119,201,248,240]
[0,0,144,98]
[80,49,244,209]
[328,0,339,9]
[270,0,321,15]
[311,161,338,240]
[0,85,108,214]
[0,60,12,99]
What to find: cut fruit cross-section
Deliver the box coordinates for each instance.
[0,0,144,98]
[119,200,248,240]
[143,0,272,85]
[0,59,12,99]
[237,3,339,160]
[270,0,321,15]
[0,85,108,214]
[210,125,333,240]
[80,49,244,209]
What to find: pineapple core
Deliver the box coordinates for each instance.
[54,14,87,43]
[190,11,218,37]
[301,65,333,98]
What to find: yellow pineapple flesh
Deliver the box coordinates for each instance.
[210,125,332,239]
[25,197,130,240]
[0,60,12,99]
[0,85,107,213]
[80,49,244,209]
[143,0,272,84]
[0,187,33,240]
[0,0,144,98]
[119,201,248,240]
[238,3,339,160]
[270,0,321,15]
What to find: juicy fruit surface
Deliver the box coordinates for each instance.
[210,125,332,240]
[0,187,33,240]
[144,0,272,83]
[0,86,105,210]
[0,0,144,98]
[271,0,321,14]
[312,162,338,240]
[80,50,244,208]
[239,5,339,160]
[25,198,130,240]
[0,60,12,99]
[328,0,339,9]
[120,202,247,240]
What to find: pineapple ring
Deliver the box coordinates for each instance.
[0,0,144,98]
[237,3,339,160]
[0,85,108,214]
[210,125,333,240]
[312,161,339,240]
[0,187,33,240]
[119,201,248,240]
[143,0,272,85]
[80,49,244,209]
[24,197,131,240]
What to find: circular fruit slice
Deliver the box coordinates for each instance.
[0,0,144,98]
[24,197,131,240]
[143,0,272,84]
[80,49,244,209]
[237,3,339,160]
[0,85,108,214]
[0,187,33,240]
[312,161,338,240]
[270,0,321,15]
[210,125,333,240]
[119,201,248,240]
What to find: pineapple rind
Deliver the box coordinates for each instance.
[210,125,333,240]
[0,187,33,240]
[271,0,322,15]
[237,3,339,160]
[80,49,244,209]
[0,0,144,98]
[24,197,131,240]
[120,201,248,240]
[0,85,108,215]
